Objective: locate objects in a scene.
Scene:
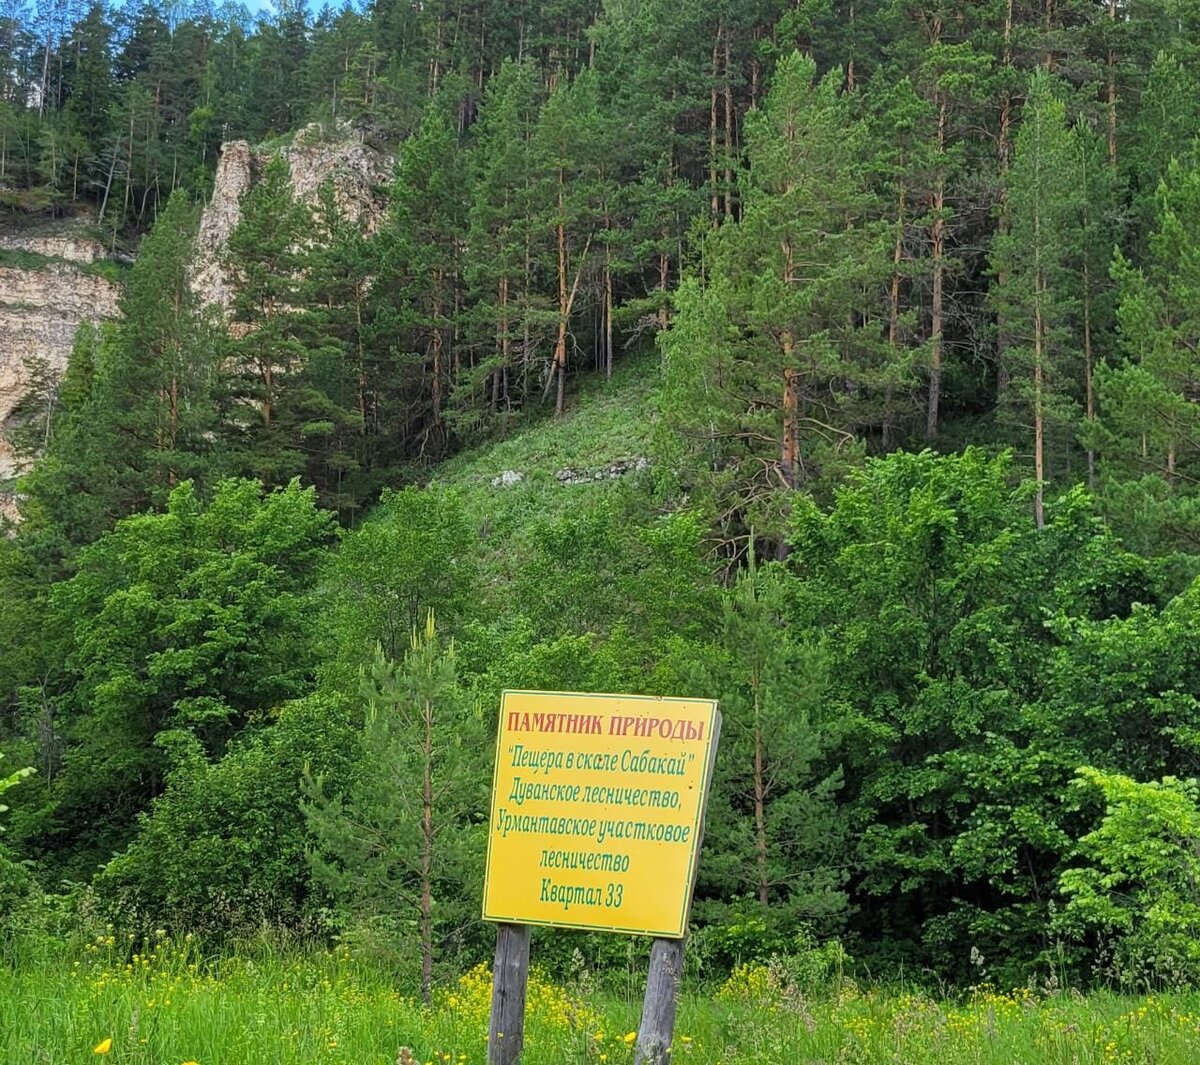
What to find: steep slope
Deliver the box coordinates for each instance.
[432,354,660,565]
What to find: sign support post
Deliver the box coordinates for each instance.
[487,923,531,1065]
[633,937,686,1065]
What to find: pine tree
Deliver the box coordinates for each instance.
[304,616,483,1004]
[1126,51,1200,253]
[220,155,311,485]
[372,102,466,455]
[693,558,848,934]
[660,52,888,548]
[295,181,375,519]
[531,68,607,415]
[1091,159,1200,548]
[989,71,1080,528]
[16,191,218,548]
[462,58,541,424]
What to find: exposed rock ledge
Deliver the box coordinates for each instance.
[0,233,122,480]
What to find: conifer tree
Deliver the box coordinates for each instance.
[660,52,888,547]
[531,68,607,415]
[304,616,483,1004]
[16,192,218,548]
[1126,51,1200,252]
[372,103,466,454]
[463,58,541,423]
[220,155,311,485]
[695,561,847,929]
[296,181,376,518]
[1092,160,1200,548]
[989,72,1080,528]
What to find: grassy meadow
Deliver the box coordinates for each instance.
[4,932,1200,1065]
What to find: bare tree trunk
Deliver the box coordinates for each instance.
[723,34,734,219]
[1034,271,1046,530]
[39,32,51,118]
[121,107,135,225]
[997,0,1015,395]
[926,95,947,440]
[885,180,907,449]
[554,215,568,415]
[709,32,720,224]
[604,257,614,379]
[1106,0,1118,166]
[494,274,509,409]
[97,138,120,227]
[1043,0,1055,70]
[657,250,670,328]
[431,272,443,428]
[1084,259,1095,489]
[846,3,856,91]
[356,290,368,429]
[753,684,769,907]
[420,695,434,1006]
[263,361,273,428]
[781,343,798,491]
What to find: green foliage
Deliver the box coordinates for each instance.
[0,755,35,926]
[322,486,478,676]
[9,0,1200,995]
[1094,158,1200,552]
[95,694,355,936]
[220,155,312,485]
[692,562,849,939]
[1059,768,1200,988]
[14,192,218,553]
[37,479,335,876]
[659,52,888,545]
[304,618,485,996]
[989,72,1082,527]
[0,755,34,816]
[784,449,1159,980]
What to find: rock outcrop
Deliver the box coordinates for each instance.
[192,124,392,311]
[0,229,121,481]
[0,124,389,493]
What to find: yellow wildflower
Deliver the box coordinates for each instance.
[93,1038,113,1055]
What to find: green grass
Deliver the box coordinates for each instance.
[0,246,126,282]
[4,935,1200,1065]
[431,352,662,575]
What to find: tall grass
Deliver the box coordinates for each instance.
[3,933,1200,1064]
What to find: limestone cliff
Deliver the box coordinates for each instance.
[193,124,392,311]
[0,124,388,500]
[0,228,121,481]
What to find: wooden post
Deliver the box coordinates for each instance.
[633,937,686,1065]
[488,923,531,1065]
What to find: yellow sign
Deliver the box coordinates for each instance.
[482,690,721,938]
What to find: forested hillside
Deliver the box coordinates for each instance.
[3,0,1200,992]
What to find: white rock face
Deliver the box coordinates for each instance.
[0,232,107,263]
[0,240,122,479]
[192,125,392,311]
[0,125,389,493]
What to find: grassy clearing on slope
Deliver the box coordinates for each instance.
[438,354,659,489]
[432,353,661,575]
[5,933,1200,1065]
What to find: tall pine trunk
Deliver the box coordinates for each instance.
[420,695,434,1006]
[753,678,769,907]
[1106,0,1118,165]
[926,95,947,440]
